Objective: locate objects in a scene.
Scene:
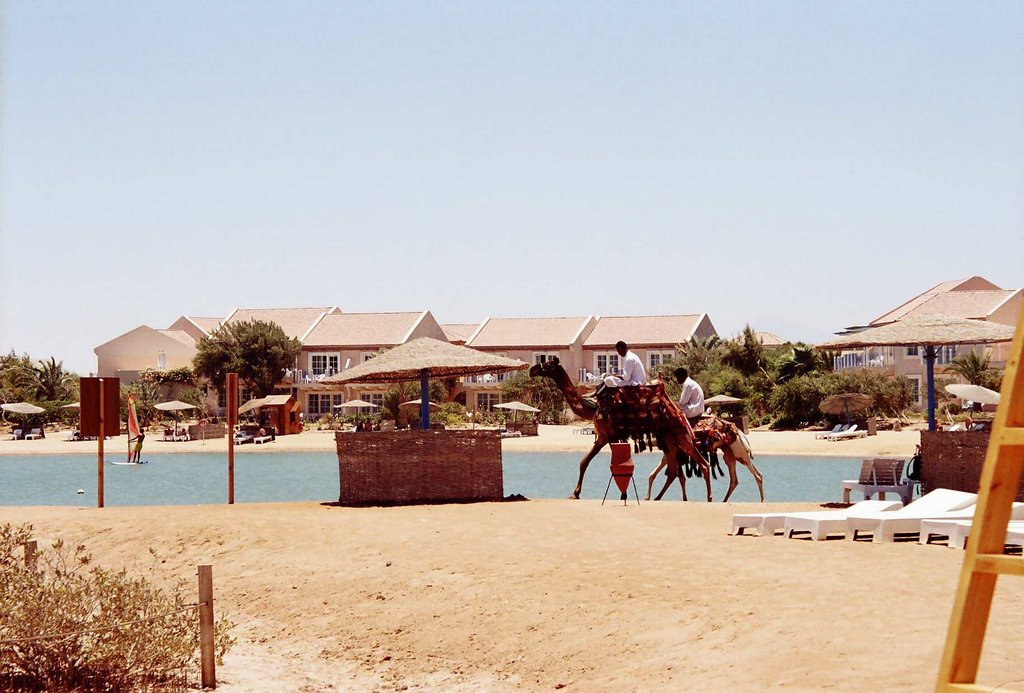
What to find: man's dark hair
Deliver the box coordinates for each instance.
[674,367,689,382]
[615,341,628,351]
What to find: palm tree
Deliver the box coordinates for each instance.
[777,344,826,382]
[32,357,74,401]
[946,351,1001,389]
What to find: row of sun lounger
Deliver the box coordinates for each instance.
[813,423,868,441]
[732,489,1024,544]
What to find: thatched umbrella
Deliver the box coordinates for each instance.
[818,314,1015,431]
[324,338,528,429]
[819,393,873,423]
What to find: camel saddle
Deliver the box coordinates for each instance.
[691,415,738,449]
[594,383,688,452]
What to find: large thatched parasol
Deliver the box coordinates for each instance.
[324,338,528,428]
[819,393,873,423]
[818,314,1015,430]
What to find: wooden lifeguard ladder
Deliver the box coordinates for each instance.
[937,305,1024,691]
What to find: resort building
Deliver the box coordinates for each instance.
[463,316,598,411]
[582,314,719,380]
[831,276,1022,405]
[95,308,721,419]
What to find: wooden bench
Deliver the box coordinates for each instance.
[842,458,912,504]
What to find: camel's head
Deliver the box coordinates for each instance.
[529,356,561,379]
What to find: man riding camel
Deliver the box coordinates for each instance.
[595,341,646,397]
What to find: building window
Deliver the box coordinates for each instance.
[935,345,958,365]
[595,353,619,376]
[366,393,384,407]
[309,353,340,378]
[476,393,502,411]
[534,353,558,365]
[648,351,675,371]
[906,346,918,357]
[218,390,226,409]
[308,393,339,416]
[907,375,922,405]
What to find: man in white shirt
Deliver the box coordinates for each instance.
[675,367,705,426]
[601,341,647,392]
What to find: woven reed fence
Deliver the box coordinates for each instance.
[920,430,1024,502]
[336,429,503,505]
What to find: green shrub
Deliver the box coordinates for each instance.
[0,524,234,691]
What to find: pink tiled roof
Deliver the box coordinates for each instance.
[877,290,1018,324]
[441,323,480,343]
[755,331,786,346]
[871,277,1003,325]
[186,317,223,334]
[583,315,705,348]
[304,312,428,347]
[156,330,197,347]
[467,317,593,348]
[223,307,338,341]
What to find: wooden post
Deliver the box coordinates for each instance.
[226,373,237,504]
[198,564,216,689]
[98,378,105,508]
[23,540,37,570]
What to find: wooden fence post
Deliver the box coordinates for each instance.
[23,540,37,570]
[198,564,216,689]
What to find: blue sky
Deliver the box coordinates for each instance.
[2,2,1022,375]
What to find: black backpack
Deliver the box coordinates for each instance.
[906,453,922,481]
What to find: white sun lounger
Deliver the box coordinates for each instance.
[731,499,901,538]
[846,489,980,542]
[825,424,867,442]
[782,499,905,541]
[815,424,846,440]
[253,435,274,444]
[921,517,1024,550]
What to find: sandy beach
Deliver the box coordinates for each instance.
[0,425,924,459]
[2,500,1019,691]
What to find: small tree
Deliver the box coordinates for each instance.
[945,350,1001,390]
[192,321,301,398]
[501,372,566,424]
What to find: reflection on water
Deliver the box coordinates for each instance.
[0,451,863,506]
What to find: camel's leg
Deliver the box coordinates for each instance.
[572,440,606,499]
[653,456,679,501]
[720,448,741,502]
[725,439,765,502]
[646,455,668,501]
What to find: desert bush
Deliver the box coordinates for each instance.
[0,524,234,691]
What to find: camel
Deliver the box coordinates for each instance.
[647,417,765,502]
[530,358,766,503]
[530,358,710,501]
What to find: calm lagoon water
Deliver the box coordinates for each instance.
[0,451,863,507]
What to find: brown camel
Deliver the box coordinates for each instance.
[529,358,710,501]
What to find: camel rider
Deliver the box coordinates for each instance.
[595,341,646,398]
[674,367,705,427]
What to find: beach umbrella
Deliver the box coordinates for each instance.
[334,398,379,410]
[704,394,743,408]
[819,393,873,423]
[400,399,441,409]
[61,402,80,409]
[494,400,540,424]
[944,383,1001,407]
[818,314,1015,431]
[155,400,197,427]
[1,402,45,415]
[325,337,527,429]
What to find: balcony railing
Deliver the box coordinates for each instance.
[288,369,340,385]
[833,350,894,371]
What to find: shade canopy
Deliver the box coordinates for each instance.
[494,401,541,413]
[325,337,528,429]
[334,399,379,410]
[61,402,81,409]
[818,315,1015,350]
[400,399,441,409]
[324,337,528,384]
[819,393,873,417]
[704,394,743,406]
[818,315,1014,431]
[945,383,1001,406]
[237,394,293,415]
[154,400,197,412]
[1,402,45,415]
